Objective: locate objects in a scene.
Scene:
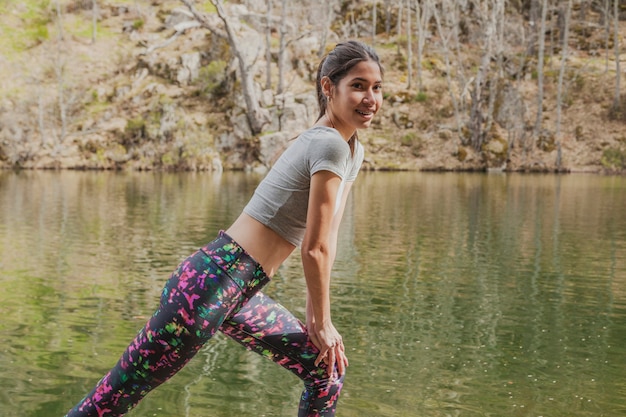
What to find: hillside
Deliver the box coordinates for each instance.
[1,0,625,173]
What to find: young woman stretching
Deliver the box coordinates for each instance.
[65,40,384,417]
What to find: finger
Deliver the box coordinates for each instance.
[327,349,336,376]
[314,348,328,367]
[336,348,346,376]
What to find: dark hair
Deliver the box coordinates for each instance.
[315,40,383,123]
[315,41,383,148]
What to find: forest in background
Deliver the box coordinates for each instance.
[1,0,625,173]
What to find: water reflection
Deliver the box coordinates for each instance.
[0,171,624,417]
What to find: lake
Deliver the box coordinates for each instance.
[1,170,625,417]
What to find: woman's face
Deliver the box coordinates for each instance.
[325,59,383,139]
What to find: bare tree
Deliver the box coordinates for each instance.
[415,0,431,92]
[38,98,46,145]
[264,0,273,90]
[468,0,498,152]
[430,0,461,136]
[54,51,67,143]
[54,1,67,143]
[274,1,320,94]
[555,0,572,169]
[181,0,268,135]
[384,0,392,34]
[603,0,610,72]
[317,1,334,57]
[55,0,65,41]
[406,0,412,89]
[527,0,541,56]
[277,0,287,95]
[436,0,468,115]
[372,0,377,44]
[397,0,403,38]
[612,0,621,113]
[485,0,506,137]
[533,0,548,141]
[92,0,98,44]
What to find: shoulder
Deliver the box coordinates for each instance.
[299,126,345,143]
[300,126,350,159]
[294,127,350,177]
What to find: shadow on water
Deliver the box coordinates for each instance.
[0,170,625,416]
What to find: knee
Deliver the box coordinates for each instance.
[305,367,345,394]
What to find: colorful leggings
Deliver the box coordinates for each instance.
[65,231,344,417]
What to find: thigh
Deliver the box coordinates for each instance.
[221,292,323,380]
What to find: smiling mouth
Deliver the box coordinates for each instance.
[356,109,374,116]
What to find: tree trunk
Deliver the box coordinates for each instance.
[317,1,333,57]
[406,0,412,89]
[38,84,46,146]
[55,1,67,143]
[604,0,610,72]
[55,50,67,144]
[210,0,266,135]
[92,0,97,44]
[278,0,287,95]
[485,0,506,149]
[557,0,567,44]
[372,0,377,44]
[613,0,621,112]
[533,0,548,141]
[265,0,272,90]
[430,0,461,138]
[384,0,392,34]
[527,0,540,56]
[415,0,424,91]
[555,0,571,170]
[55,0,65,41]
[579,0,588,22]
[397,0,403,38]
[469,1,496,152]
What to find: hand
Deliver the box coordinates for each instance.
[307,318,349,377]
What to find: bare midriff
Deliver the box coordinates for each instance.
[226,213,296,277]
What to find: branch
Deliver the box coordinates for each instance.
[209,0,255,71]
[180,0,226,39]
[142,21,202,55]
[285,30,316,47]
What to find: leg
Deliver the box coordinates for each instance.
[221,292,344,417]
[66,233,269,417]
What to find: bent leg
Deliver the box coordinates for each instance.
[221,292,344,417]
[66,233,269,417]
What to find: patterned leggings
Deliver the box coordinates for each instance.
[65,231,344,417]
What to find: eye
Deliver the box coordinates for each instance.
[352,82,364,89]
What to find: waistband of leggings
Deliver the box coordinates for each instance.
[200,230,270,292]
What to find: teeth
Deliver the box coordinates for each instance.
[357,110,372,115]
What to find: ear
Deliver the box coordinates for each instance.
[320,76,333,99]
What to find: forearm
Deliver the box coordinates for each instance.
[302,246,333,325]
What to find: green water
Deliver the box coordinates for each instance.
[1,171,625,417]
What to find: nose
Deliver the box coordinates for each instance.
[363,89,375,105]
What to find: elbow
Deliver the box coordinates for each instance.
[301,242,330,264]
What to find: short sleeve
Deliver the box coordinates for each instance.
[307,134,351,179]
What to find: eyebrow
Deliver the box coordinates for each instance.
[349,77,383,84]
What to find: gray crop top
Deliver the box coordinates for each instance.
[243,126,364,247]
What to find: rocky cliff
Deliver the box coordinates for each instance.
[1,0,625,174]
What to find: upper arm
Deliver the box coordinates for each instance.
[331,181,354,233]
[302,171,342,251]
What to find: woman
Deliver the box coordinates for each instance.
[66,40,383,417]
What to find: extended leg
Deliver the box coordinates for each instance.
[66,234,269,417]
[221,292,344,417]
